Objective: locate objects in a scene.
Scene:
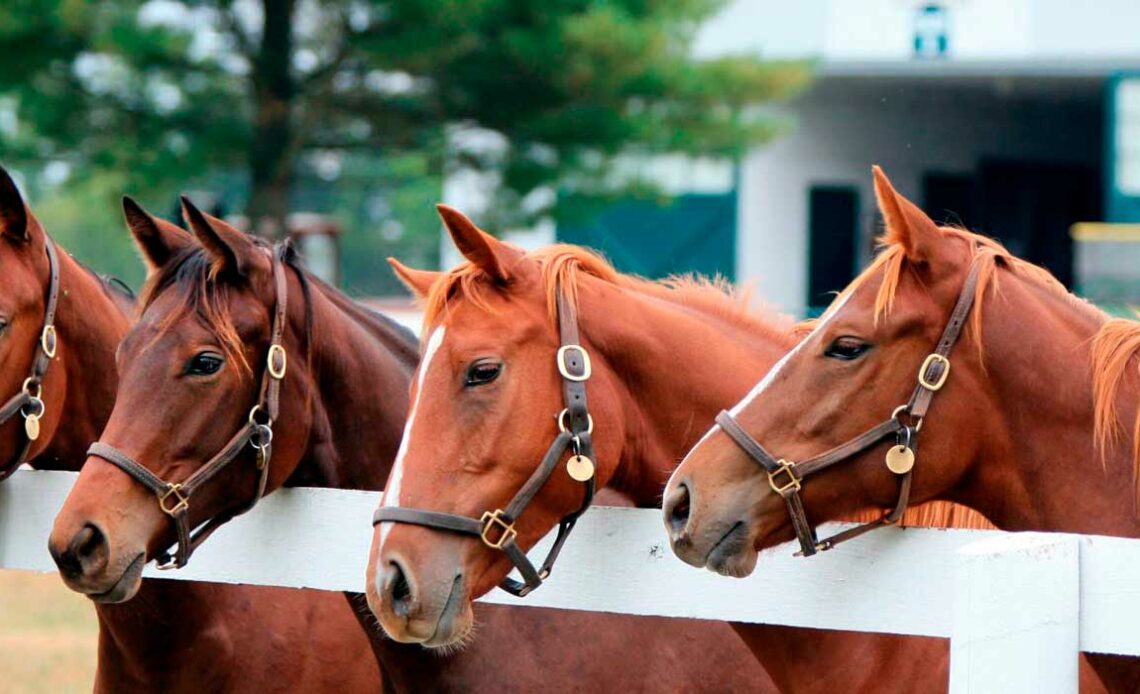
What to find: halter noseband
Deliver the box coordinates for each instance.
[0,239,61,481]
[715,257,983,557]
[87,251,290,570]
[372,286,597,597]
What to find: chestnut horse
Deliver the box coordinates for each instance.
[3,185,382,692]
[365,205,990,693]
[665,166,1130,691]
[49,197,772,691]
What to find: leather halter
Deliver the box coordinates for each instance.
[372,287,597,597]
[715,257,983,557]
[0,238,61,481]
[87,251,290,570]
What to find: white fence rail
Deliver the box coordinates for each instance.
[2,470,1138,692]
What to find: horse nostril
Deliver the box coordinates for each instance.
[53,523,108,580]
[387,560,414,619]
[666,483,692,536]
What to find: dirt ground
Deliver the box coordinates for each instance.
[0,570,97,693]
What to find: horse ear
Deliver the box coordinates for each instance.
[387,257,440,299]
[872,165,941,262]
[122,196,193,275]
[0,166,29,241]
[436,204,517,282]
[180,195,258,278]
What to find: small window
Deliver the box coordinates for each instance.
[914,4,949,59]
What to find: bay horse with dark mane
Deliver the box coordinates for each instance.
[665,166,1130,691]
[0,175,382,692]
[365,204,995,693]
[49,196,772,691]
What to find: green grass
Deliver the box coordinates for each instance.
[0,571,97,693]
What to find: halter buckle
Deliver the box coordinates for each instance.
[767,460,801,495]
[556,345,591,382]
[917,354,951,391]
[41,325,57,358]
[158,484,189,516]
[267,344,287,380]
[479,509,517,550]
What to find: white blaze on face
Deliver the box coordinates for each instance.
[377,326,446,549]
[668,292,855,489]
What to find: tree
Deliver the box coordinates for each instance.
[0,1,808,268]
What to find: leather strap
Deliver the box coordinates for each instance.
[86,249,288,569]
[0,239,61,480]
[372,284,596,597]
[715,256,984,556]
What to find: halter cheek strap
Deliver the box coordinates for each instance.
[372,287,597,597]
[716,256,983,556]
[0,239,61,480]
[86,252,290,569]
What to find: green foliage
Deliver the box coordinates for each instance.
[0,0,810,290]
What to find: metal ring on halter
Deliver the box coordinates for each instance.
[21,397,45,419]
[40,325,58,358]
[896,424,913,450]
[21,378,42,400]
[557,408,593,435]
[891,404,924,433]
[248,405,272,427]
[249,423,273,450]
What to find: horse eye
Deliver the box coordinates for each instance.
[0,318,8,333]
[185,351,225,376]
[465,360,502,387]
[824,337,871,361]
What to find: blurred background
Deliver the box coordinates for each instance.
[3,2,1140,689]
[4,1,1139,318]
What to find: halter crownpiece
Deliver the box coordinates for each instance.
[715,256,983,557]
[86,248,291,569]
[372,285,597,597]
[0,239,61,481]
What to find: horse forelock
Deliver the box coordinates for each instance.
[137,246,265,376]
[421,243,794,343]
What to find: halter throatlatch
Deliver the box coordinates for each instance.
[87,251,290,569]
[373,286,597,597]
[716,257,983,557]
[0,239,61,481]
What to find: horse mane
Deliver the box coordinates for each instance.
[1091,317,1140,502]
[422,243,796,342]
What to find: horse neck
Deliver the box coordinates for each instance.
[33,249,132,471]
[955,276,1140,536]
[576,278,795,505]
[286,279,415,491]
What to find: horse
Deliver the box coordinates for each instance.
[365,204,991,693]
[0,178,382,692]
[48,196,773,691]
[663,166,1130,692]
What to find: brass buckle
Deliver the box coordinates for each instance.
[556,345,591,382]
[917,354,950,391]
[479,509,517,550]
[556,408,594,435]
[267,344,287,380]
[767,460,801,495]
[158,484,189,516]
[41,325,57,358]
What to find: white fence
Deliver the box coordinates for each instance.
[3,470,1139,693]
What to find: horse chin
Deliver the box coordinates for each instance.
[704,521,759,578]
[88,552,146,604]
[423,599,475,652]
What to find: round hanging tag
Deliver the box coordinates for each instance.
[885,445,915,474]
[566,455,595,482]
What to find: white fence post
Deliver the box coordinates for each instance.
[949,533,1080,694]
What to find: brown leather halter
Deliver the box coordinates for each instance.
[0,238,60,481]
[372,287,597,597]
[715,256,983,557]
[86,249,290,569]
